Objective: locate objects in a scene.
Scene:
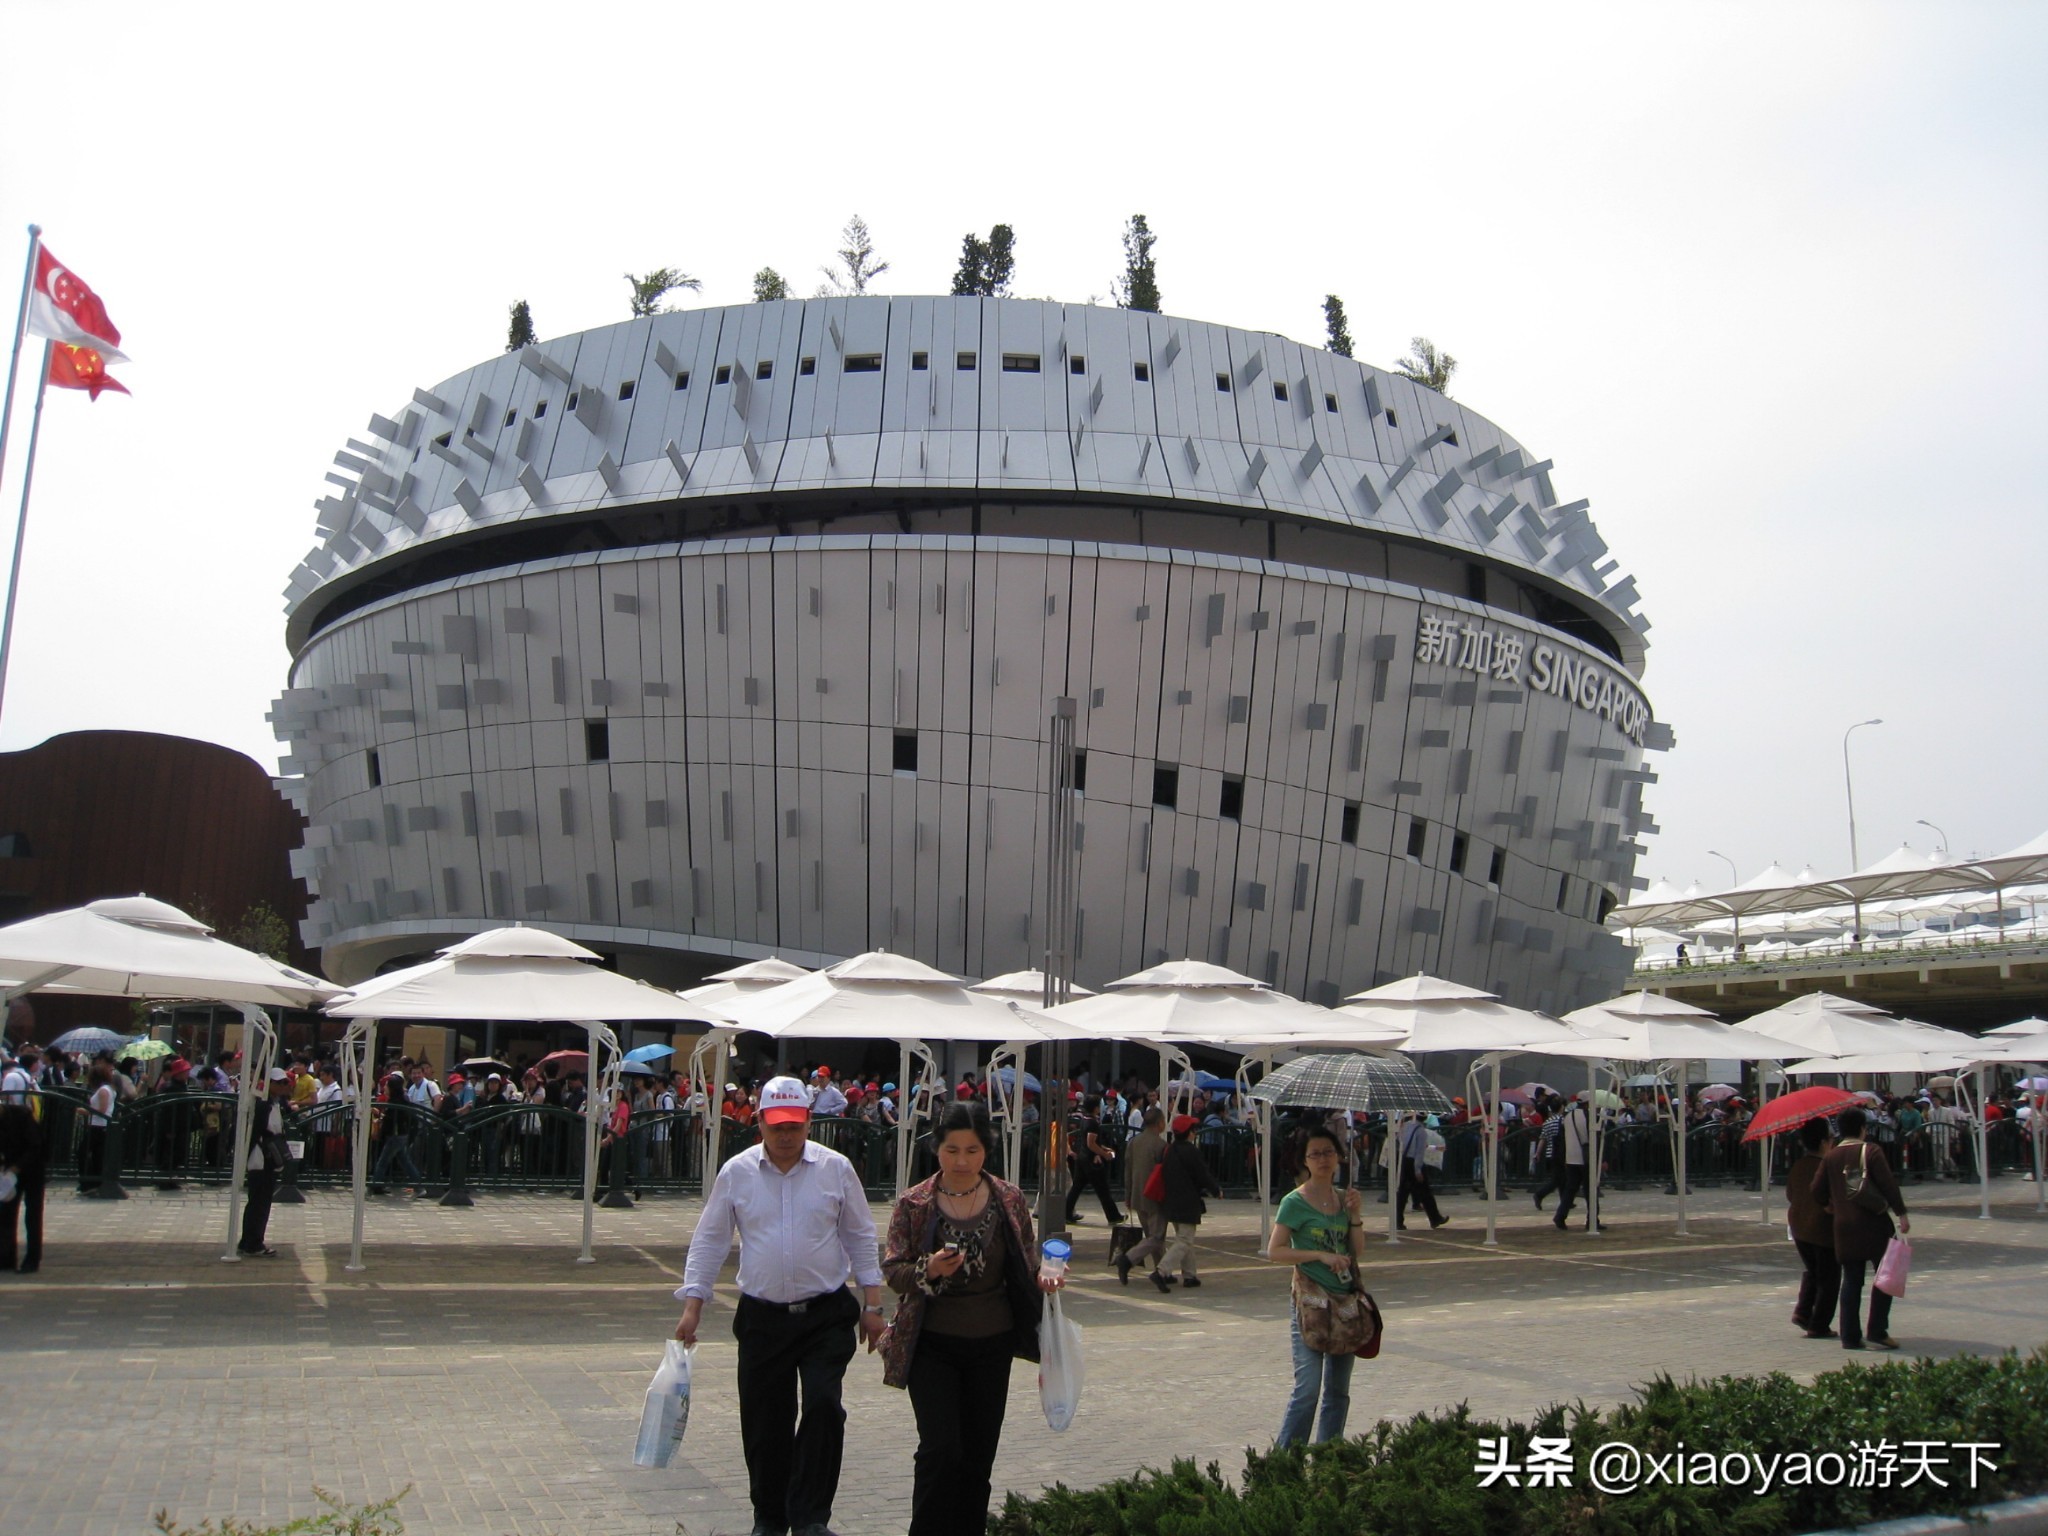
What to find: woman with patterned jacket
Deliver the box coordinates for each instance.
[880,1101,1062,1536]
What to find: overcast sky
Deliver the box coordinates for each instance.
[1,0,2041,895]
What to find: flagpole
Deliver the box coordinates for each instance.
[0,226,42,522]
[0,342,52,727]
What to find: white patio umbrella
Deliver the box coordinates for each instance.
[325,926,731,1269]
[715,951,1082,1199]
[968,970,1096,1176]
[1044,961,1347,1237]
[1561,993,1807,1236]
[677,956,817,1188]
[1314,974,1583,1247]
[0,896,341,1256]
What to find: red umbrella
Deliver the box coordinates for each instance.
[1496,1087,1535,1106]
[1741,1085,1864,1143]
[537,1048,590,1073]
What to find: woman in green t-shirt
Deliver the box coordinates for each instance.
[1267,1125,1365,1446]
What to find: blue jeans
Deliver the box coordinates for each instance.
[1277,1310,1354,1448]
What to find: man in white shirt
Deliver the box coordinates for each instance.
[676,1075,884,1536]
[0,1045,39,1104]
[808,1066,848,1119]
[1553,1094,1599,1231]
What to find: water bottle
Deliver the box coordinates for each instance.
[1040,1236,1071,1280]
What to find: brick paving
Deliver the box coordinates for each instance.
[0,1176,2042,1534]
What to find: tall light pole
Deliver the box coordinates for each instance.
[1916,818,1949,857]
[1842,719,1882,871]
[1705,849,1739,889]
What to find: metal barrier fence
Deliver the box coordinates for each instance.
[22,1091,2037,1205]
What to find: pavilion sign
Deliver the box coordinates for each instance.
[1415,610,1651,744]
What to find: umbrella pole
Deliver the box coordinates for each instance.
[1673,1059,1690,1237]
[1975,1065,1992,1222]
[1385,1115,1400,1245]
[347,1020,374,1272]
[577,1022,606,1264]
[222,1005,274,1262]
[1484,1056,1501,1249]
[1760,1060,1776,1226]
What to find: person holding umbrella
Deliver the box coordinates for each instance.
[1785,1117,1838,1337]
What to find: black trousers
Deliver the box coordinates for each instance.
[907,1329,1014,1536]
[79,1125,108,1191]
[1,1166,45,1270]
[1552,1162,1587,1224]
[1396,1159,1442,1224]
[1065,1156,1122,1223]
[239,1166,278,1253]
[1793,1238,1839,1331]
[733,1288,858,1531]
[1837,1256,1894,1348]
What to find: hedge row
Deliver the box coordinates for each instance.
[992,1346,2048,1536]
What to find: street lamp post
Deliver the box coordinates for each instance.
[1916,818,1949,858]
[1842,718,1882,945]
[1705,849,1738,888]
[1841,719,1883,871]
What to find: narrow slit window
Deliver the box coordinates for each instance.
[1071,750,1088,794]
[956,351,977,371]
[1000,354,1041,373]
[1151,763,1180,809]
[503,407,517,427]
[366,748,381,788]
[1215,372,1231,393]
[892,730,919,774]
[844,354,882,373]
[713,365,732,386]
[755,360,773,380]
[1133,361,1151,382]
[1384,408,1397,428]
[533,399,548,418]
[566,392,579,411]
[1219,776,1245,820]
[799,357,816,376]
[1443,428,1459,446]
[1406,817,1428,860]
[1340,801,1360,846]
[1324,392,1338,413]
[1069,355,1086,375]
[616,379,635,401]
[1556,873,1572,911]
[1449,832,1469,875]
[911,351,929,370]
[1487,847,1506,885]
[584,720,610,763]
[673,370,690,391]
[433,431,452,449]
[1272,381,1289,402]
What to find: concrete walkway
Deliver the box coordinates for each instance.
[0,1178,2042,1534]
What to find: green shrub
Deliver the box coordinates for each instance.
[991,1348,2048,1536]
[152,1486,410,1536]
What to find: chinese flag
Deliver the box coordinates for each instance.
[48,343,129,400]
[27,245,126,361]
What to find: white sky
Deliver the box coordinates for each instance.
[1,0,2042,893]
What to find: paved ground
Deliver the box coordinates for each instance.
[0,1175,2042,1535]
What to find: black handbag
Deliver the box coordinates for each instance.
[1846,1142,1890,1215]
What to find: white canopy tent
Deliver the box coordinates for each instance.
[967,970,1096,1176]
[1561,993,1807,1236]
[1043,961,1349,1238]
[0,896,342,1257]
[1966,1024,2048,1212]
[677,956,817,1189]
[324,926,731,1269]
[1315,975,1589,1247]
[712,951,1080,1199]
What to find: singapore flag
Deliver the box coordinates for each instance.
[26,244,127,362]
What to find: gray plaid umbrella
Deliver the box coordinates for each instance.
[1248,1051,1453,1116]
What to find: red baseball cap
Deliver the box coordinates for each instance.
[1171,1114,1199,1135]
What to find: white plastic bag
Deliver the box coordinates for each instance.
[1423,1129,1446,1170]
[1037,1291,1086,1432]
[633,1340,694,1467]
